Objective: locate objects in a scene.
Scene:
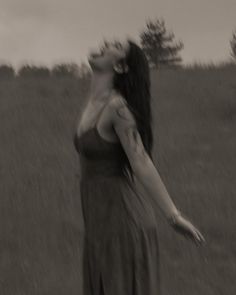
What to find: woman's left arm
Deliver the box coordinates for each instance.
[111,95,206,246]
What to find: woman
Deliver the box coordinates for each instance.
[73,38,205,295]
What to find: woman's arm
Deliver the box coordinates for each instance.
[111,96,206,245]
[111,96,180,222]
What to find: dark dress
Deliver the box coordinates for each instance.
[73,105,161,295]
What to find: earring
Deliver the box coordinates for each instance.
[113,63,129,74]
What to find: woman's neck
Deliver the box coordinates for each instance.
[88,72,114,102]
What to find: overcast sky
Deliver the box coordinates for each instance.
[0,0,235,69]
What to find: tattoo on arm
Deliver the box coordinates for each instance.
[115,102,147,160]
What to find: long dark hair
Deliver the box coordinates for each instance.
[112,39,153,183]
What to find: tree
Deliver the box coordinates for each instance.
[18,65,50,78]
[140,18,184,68]
[0,64,15,79]
[230,29,236,61]
[51,63,79,78]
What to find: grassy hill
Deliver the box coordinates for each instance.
[0,64,235,294]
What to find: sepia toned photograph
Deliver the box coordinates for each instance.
[0,0,235,294]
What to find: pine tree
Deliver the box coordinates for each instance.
[140,18,184,68]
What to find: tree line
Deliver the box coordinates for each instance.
[0,17,236,80]
[0,62,91,80]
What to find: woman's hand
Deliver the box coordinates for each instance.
[168,211,206,246]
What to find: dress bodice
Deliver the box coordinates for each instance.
[73,127,127,180]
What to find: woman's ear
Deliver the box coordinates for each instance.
[113,62,129,74]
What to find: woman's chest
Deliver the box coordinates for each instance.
[77,103,103,133]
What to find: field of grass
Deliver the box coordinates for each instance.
[0,63,235,294]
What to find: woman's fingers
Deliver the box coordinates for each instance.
[182,225,206,246]
[194,227,206,243]
[199,231,206,243]
[171,215,206,246]
[191,228,206,245]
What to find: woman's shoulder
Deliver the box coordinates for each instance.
[110,91,128,108]
[109,92,136,126]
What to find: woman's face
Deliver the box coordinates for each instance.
[88,40,130,72]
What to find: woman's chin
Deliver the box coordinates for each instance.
[87,58,100,72]
[87,53,100,66]
[88,57,95,65]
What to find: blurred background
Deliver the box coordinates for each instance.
[0,0,236,294]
